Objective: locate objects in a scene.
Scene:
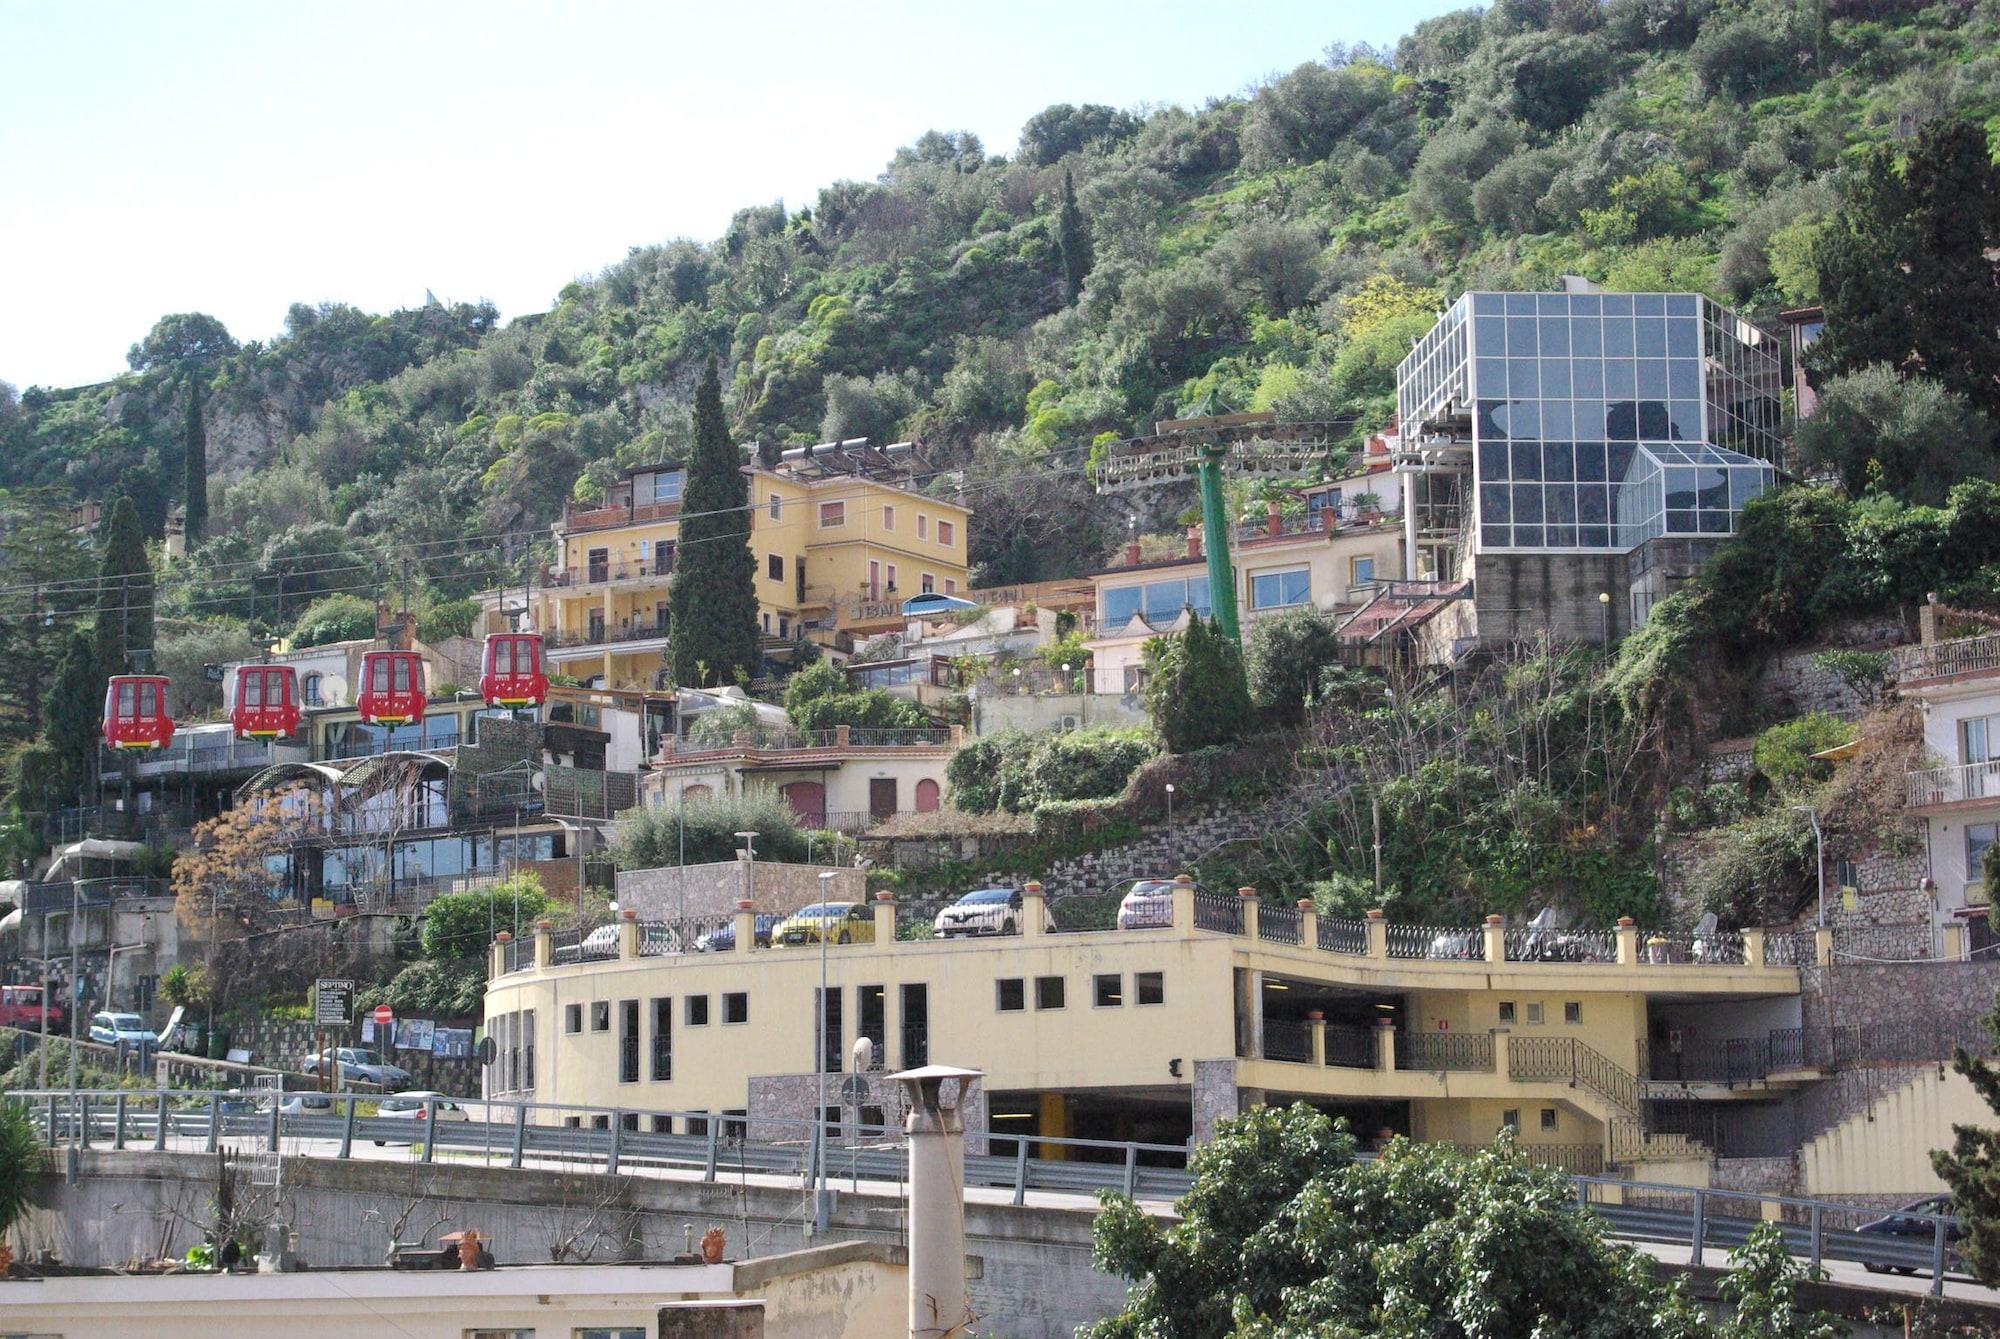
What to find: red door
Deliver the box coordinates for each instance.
[781,781,826,827]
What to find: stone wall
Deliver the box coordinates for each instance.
[1015,792,1325,900]
[1471,552,1632,646]
[215,1015,480,1095]
[1749,615,1910,721]
[1709,1155,1798,1200]
[616,861,868,922]
[746,1071,988,1153]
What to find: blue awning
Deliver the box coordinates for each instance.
[901,593,978,617]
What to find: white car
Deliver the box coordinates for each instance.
[87,1011,157,1047]
[370,1091,469,1144]
[1116,879,1178,930]
[278,1092,336,1116]
[932,888,1053,938]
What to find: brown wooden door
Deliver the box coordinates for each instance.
[869,778,897,820]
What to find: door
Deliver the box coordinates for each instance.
[781,780,826,827]
[588,547,610,583]
[869,777,897,820]
[914,778,941,813]
[655,540,675,575]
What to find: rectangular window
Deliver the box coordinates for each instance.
[778,615,789,638]
[466,1330,537,1339]
[1093,973,1123,1007]
[917,514,929,539]
[1564,1001,1581,1024]
[887,563,897,591]
[1502,1109,1520,1131]
[620,1112,639,1132]
[723,991,749,1024]
[944,579,956,594]
[1525,1002,1544,1025]
[523,1008,535,1088]
[818,986,844,1073]
[618,1000,639,1082]
[901,983,929,1067]
[1498,1001,1516,1024]
[686,995,709,1026]
[1249,567,1311,609]
[591,1001,610,1033]
[1035,976,1066,1010]
[996,978,1025,1012]
[819,501,845,528]
[767,553,783,581]
[883,504,896,530]
[565,1003,582,1034]
[651,997,672,1080]
[859,984,885,1066]
[1350,556,1377,586]
[1968,824,1997,899]
[1540,1107,1559,1132]
[578,1328,647,1339]
[651,1115,674,1134]
[769,493,783,520]
[921,572,935,594]
[939,520,955,546]
[1135,971,1165,1005]
[652,471,684,505]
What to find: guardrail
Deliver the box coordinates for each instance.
[1895,634,2000,683]
[1398,1031,1495,1073]
[12,1089,1963,1292]
[1907,758,2000,808]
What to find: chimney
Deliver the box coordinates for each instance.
[1266,501,1281,537]
[894,1065,981,1339]
[1185,526,1202,560]
[1124,540,1141,567]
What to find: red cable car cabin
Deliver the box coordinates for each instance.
[479,633,548,709]
[356,650,426,726]
[102,675,174,751]
[230,664,301,740]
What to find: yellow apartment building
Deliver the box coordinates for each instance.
[485,884,1816,1179]
[538,456,971,690]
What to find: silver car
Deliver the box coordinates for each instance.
[1116,880,1178,930]
[933,888,1052,938]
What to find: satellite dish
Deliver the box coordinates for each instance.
[324,674,350,706]
[530,771,547,793]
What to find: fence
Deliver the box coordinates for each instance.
[1397,1031,1495,1072]
[1318,916,1369,954]
[1386,923,1483,960]
[1509,1036,1639,1113]
[1257,903,1301,946]
[1325,1024,1377,1069]
[1638,931,1745,965]
[1503,927,1617,963]
[1193,890,1242,934]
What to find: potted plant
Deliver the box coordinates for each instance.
[1352,492,1384,524]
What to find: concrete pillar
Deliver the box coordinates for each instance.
[492,932,511,978]
[1237,888,1260,938]
[533,920,553,971]
[1297,900,1317,951]
[835,725,851,747]
[1945,922,1967,961]
[1374,1017,1397,1071]
[618,908,640,960]
[1483,914,1506,964]
[899,1067,979,1339]
[1615,917,1637,967]
[1171,874,1195,933]
[1021,881,1046,939]
[1492,1027,1511,1078]
[873,891,897,945]
[1306,1011,1327,1067]
[1365,908,1387,960]
[1814,925,1833,967]
[1742,927,1767,967]
[735,900,757,955]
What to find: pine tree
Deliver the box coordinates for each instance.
[93,496,152,682]
[1934,991,2000,1283]
[1058,168,1094,305]
[1143,615,1254,752]
[0,492,94,746]
[182,369,208,544]
[666,359,760,687]
[43,629,100,805]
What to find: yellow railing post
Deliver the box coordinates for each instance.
[533,920,553,970]
[1365,909,1387,960]
[1483,915,1506,964]
[1022,881,1046,939]
[1238,888,1260,939]
[1615,917,1637,967]
[872,891,897,945]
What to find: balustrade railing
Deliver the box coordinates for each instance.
[1763,931,1816,967]
[1262,1018,1313,1063]
[1318,916,1369,955]
[1387,923,1483,960]
[1257,903,1301,946]
[1638,930,1745,965]
[1397,1030,1495,1072]
[1504,927,1617,963]
[1509,1036,1639,1114]
[1193,890,1243,934]
[1325,1024,1377,1069]
[1894,634,2000,683]
[1905,758,2000,808]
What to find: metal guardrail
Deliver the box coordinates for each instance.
[1257,903,1301,946]
[1896,634,2000,683]
[1318,917,1368,955]
[1906,757,2000,808]
[1398,1031,1495,1072]
[11,1089,1964,1293]
[1193,891,1242,934]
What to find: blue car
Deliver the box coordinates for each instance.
[698,915,781,952]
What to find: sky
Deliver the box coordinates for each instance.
[1,1,1463,390]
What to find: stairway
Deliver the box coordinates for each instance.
[1508,1035,1712,1164]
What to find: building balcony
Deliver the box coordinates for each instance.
[559,499,681,535]
[546,624,671,662]
[656,724,958,765]
[1231,506,1401,545]
[545,558,674,590]
[1906,758,2000,810]
[1894,633,2000,685]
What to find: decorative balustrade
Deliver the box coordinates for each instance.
[1503,927,1617,963]
[1325,1024,1378,1069]
[1318,916,1369,955]
[1762,931,1815,967]
[1192,890,1243,934]
[1638,930,1745,965]
[1894,634,2000,683]
[1386,923,1483,960]
[1257,903,1302,946]
[1905,758,2000,808]
[1509,1036,1639,1114]
[1262,1018,1313,1064]
[1397,1031,1495,1073]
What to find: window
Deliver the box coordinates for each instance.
[651,1115,674,1134]
[817,986,843,1073]
[1035,976,1065,1010]
[1135,971,1165,1005]
[938,520,955,546]
[651,470,684,505]
[651,998,671,1080]
[883,504,896,530]
[769,493,783,520]
[1563,1001,1581,1024]
[767,553,783,581]
[565,1003,582,1034]
[1540,1107,1559,1132]
[1350,555,1377,586]
[1102,576,1212,627]
[1501,1109,1520,1131]
[1525,1002,1544,1025]
[859,985,885,1065]
[917,514,929,539]
[1968,824,1997,897]
[685,995,709,1026]
[921,572,935,594]
[1094,973,1123,1007]
[900,983,928,1067]
[620,1112,639,1132]
[886,564,897,592]
[1498,1001,1516,1024]
[523,1008,535,1088]
[302,672,323,705]
[944,579,957,594]
[996,978,1025,1012]
[1249,567,1311,609]
[576,1328,646,1339]
[466,1330,537,1339]
[778,615,789,638]
[590,1001,610,1033]
[723,991,749,1024]
[761,611,771,633]
[819,501,845,528]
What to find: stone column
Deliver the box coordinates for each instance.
[735,899,757,955]
[873,890,897,944]
[1492,1027,1511,1078]
[1306,1011,1327,1067]
[1365,908,1387,960]
[1238,887,1260,939]
[1483,914,1506,963]
[1374,1017,1397,1070]
[491,932,511,978]
[1742,927,1767,967]
[1171,874,1195,933]
[618,908,640,960]
[1022,881,1046,939]
[1615,917,1638,966]
[1814,925,1833,967]
[1191,1059,1238,1144]
[534,919,553,970]
[1297,900,1318,951]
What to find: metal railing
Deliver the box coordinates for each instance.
[1894,633,2000,683]
[1325,1024,1377,1069]
[1262,1018,1313,1063]
[547,559,674,588]
[551,623,671,650]
[501,938,533,974]
[1640,1036,1780,1086]
[1638,931,1746,965]
[1192,890,1242,934]
[1509,1036,1639,1114]
[1763,931,1815,967]
[1397,1030,1495,1073]
[1318,916,1369,955]
[1386,923,1483,960]
[1503,927,1617,963]
[1906,757,2000,807]
[1257,903,1301,946]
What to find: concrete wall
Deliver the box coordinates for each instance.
[1472,551,1630,646]
[973,691,1149,738]
[1799,1064,1981,1199]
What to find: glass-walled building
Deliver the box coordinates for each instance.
[1398,291,1783,557]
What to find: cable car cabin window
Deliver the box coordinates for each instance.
[371,658,390,693]
[138,681,159,716]
[117,682,135,715]
[243,674,263,707]
[393,657,413,692]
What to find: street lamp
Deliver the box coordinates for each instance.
[1792,805,1826,926]
[735,830,758,914]
[1165,783,1176,826]
[1061,662,1073,695]
[814,867,837,1233]
[1597,591,1611,647]
[1011,665,1021,697]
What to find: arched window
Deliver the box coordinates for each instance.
[302,673,323,706]
[681,784,713,801]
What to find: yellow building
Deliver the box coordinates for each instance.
[485,884,1813,1178]
[539,455,971,690]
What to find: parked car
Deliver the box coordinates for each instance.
[933,888,1052,938]
[87,1011,157,1047]
[300,1046,412,1091]
[698,915,781,952]
[1859,1195,1962,1273]
[772,902,875,946]
[1116,879,1178,930]
[0,984,64,1032]
[370,1091,469,1145]
[278,1092,336,1116]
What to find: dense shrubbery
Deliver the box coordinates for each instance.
[1243,607,1347,723]
[1144,617,1254,753]
[781,661,927,732]
[945,726,1156,815]
[610,788,813,868]
[421,875,553,960]
[1751,714,1854,797]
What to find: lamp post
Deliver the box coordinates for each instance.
[1165,783,1175,826]
[815,868,837,1233]
[1597,590,1611,647]
[1061,662,1072,695]
[1792,805,1826,926]
[67,879,79,1105]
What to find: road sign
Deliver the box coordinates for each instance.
[477,1036,497,1066]
[313,978,354,1027]
[373,1003,394,1028]
[840,1075,869,1106]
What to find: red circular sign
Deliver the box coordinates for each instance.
[373,1004,393,1026]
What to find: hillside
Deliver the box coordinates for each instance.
[3,0,1996,634]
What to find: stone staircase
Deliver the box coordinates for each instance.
[1507,1035,1712,1164]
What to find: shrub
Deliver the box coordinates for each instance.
[611,789,809,868]
[783,660,927,732]
[1685,807,1817,925]
[422,874,553,961]
[417,598,480,644]
[289,593,377,648]
[1244,608,1348,723]
[1752,713,1855,796]
[1144,617,1253,754]
[686,702,782,748]
[946,727,1156,815]
[1809,649,1891,702]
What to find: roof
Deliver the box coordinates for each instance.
[902,592,978,617]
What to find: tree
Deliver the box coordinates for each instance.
[667,360,759,687]
[183,369,209,544]
[1057,169,1094,305]
[289,594,378,648]
[1017,103,1139,166]
[1796,365,1997,505]
[422,875,552,961]
[42,629,100,805]
[0,491,95,746]
[1812,117,2000,419]
[93,496,152,681]
[1244,607,1349,723]
[782,660,927,732]
[1143,616,1253,754]
[1086,1103,1840,1338]
[0,1100,46,1243]
[1935,993,2000,1283]
[128,313,238,549]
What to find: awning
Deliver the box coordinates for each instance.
[901,593,978,618]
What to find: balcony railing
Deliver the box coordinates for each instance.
[1232,504,1400,544]
[561,498,682,534]
[1895,634,2000,683]
[1397,1031,1495,1073]
[546,559,674,589]
[1906,758,2000,808]
[551,623,671,651]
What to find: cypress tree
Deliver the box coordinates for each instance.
[1058,168,1094,305]
[1143,615,1254,753]
[93,496,152,681]
[44,629,100,804]
[1935,991,2000,1283]
[183,368,208,545]
[666,359,760,687]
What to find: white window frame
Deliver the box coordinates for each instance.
[1249,566,1311,610]
[819,501,845,528]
